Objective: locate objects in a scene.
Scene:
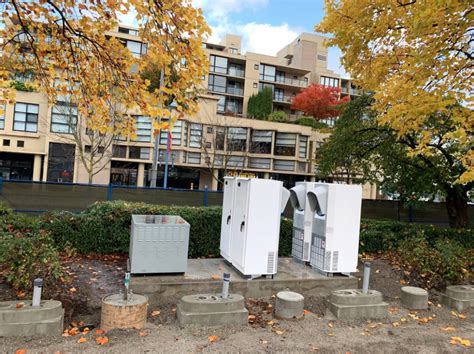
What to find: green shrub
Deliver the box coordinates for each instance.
[0,230,64,291]
[42,201,295,257]
[268,110,288,122]
[397,234,473,288]
[9,80,37,92]
[294,117,328,129]
[0,203,13,216]
[247,87,273,119]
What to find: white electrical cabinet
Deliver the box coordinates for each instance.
[306,183,362,275]
[220,177,290,278]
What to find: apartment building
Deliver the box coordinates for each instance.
[0,24,377,198]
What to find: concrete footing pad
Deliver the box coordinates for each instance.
[328,289,388,319]
[177,294,248,327]
[401,286,428,310]
[275,291,304,320]
[441,285,474,311]
[0,300,64,337]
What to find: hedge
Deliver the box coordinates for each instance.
[39,201,294,257]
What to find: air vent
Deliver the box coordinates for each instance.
[332,251,339,271]
[267,251,275,273]
[324,251,331,271]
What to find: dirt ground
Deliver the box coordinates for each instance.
[1,255,473,353]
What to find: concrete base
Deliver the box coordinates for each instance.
[177,294,248,327]
[275,291,304,320]
[328,289,388,319]
[0,300,64,337]
[441,285,474,312]
[401,286,428,310]
[131,258,357,307]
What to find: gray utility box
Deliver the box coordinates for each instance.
[129,215,190,274]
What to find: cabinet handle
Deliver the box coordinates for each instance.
[240,221,245,232]
[227,215,231,224]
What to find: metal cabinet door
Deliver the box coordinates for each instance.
[219,178,236,260]
[229,179,250,270]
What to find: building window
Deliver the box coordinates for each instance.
[226,97,243,114]
[215,127,226,151]
[208,74,227,93]
[215,95,226,113]
[3,139,10,146]
[320,76,339,88]
[253,82,258,88]
[274,88,284,102]
[229,47,238,54]
[275,70,285,83]
[250,130,272,154]
[274,159,295,171]
[317,54,327,61]
[189,123,202,148]
[259,64,276,81]
[209,55,228,74]
[274,132,296,156]
[13,102,39,132]
[207,127,213,134]
[133,116,151,142]
[249,157,271,169]
[227,80,243,95]
[0,102,5,130]
[51,104,77,134]
[228,63,244,77]
[299,136,308,159]
[227,127,247,151]
[112,145,127,158]
[129,146,150,160]
[187,152,201,164]
[259,83,274,93]
[125,40,147,57]
[17,140,24,148]
[159,119,183,146]
[118,27,139,36]
[227,156,245,168]
[254,64,259,70]
[47,143,75,182]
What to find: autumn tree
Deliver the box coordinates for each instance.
[318,0,473,184]
[0,0,210,183]
[317,95,473,228]
[291,84,349,121]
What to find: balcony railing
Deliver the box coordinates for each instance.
[227,68,245,78]
[274,76,308,88]
[341,87,349,93]
[226,86,244,96]
[273,94,294,104]
[350,88,360,95]
[209,67,245,78]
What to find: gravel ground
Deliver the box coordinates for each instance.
[1,256,473,353]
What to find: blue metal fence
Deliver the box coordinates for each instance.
[0,178,222,213]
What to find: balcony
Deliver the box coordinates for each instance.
[274,77,308,88]
[208,86,244,96]
[226,86,244,96]
[227,67,245,78]
[273,94,294,104]
[341,87,349,94]
[350,88,361,95]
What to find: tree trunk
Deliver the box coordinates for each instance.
[445,188,469,228]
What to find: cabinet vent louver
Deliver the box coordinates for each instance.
[303,242,310,260]
[267,251,275,273]
[332,251,339,271]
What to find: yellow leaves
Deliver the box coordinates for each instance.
[450,336,471,347]
[440,327,456,332]
[450,311,467,320]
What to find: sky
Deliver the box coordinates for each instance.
[119,0,349,77]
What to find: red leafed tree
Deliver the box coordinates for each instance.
[291,84,350,120]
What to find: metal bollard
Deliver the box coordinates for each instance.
[124,272,131,301]
[221,273,230,299]
[362,262,371,294]
[32,278,43,307]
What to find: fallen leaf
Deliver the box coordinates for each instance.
[418,317,430,324]
[82,327,90,334]
[95,336,109,345]
[151,310,161,317]
[441,327,456,332]
[94,329,106,335]
[327,333,335,337]
[68,327,80,336]
[77,337,88,344]
[450,336,471,347]
[388,307,398,315]
[139,331,148,337]
[274,330,284,335]
[211,275,220,280]
[16,303,25,309]
[375,269,380,273]
[328,323,334,328]
[392,322,400,327]
[458,314,467,320]
[208,335,218,343]
[248,315,256,322]
[15,350,27,354]
[261,340,268,345]
[303,309,311,315]
[267,304,273,309]
[400,318,407,323]
[69,287,77,293]
[267,320,274,326]
[399,279,406,285]
[368,324,378,329]
[16,291,26,299]
[171,308,176,313]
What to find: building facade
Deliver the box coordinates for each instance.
[0,25,377,198]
